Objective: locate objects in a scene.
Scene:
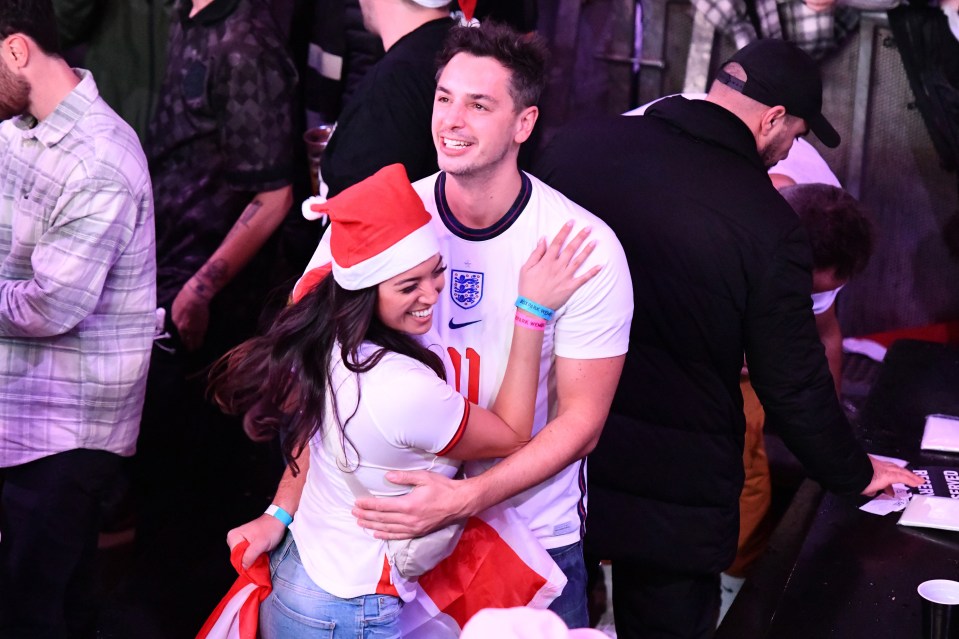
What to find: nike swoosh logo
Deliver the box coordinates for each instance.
[448,318,482,330]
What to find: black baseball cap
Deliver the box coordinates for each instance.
[716,39,840,148]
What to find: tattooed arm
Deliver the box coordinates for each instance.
[171,186,293,351]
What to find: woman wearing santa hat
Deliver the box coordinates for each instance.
[208,164,598,638]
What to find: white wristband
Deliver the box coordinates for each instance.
[265,504,293,527]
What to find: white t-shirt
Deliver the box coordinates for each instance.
[291,342,468,599]
[768,137,842,187]
[415,171,633,549]
[811,285,843,315]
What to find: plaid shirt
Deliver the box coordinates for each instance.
[693,0,859,60]
[0,70,157,467]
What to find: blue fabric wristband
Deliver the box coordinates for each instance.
[265,504,293,527]
[515,296,555,321]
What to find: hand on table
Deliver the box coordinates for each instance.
[860,455,924,497]
[352,470,469,539]
[227,514,287,569]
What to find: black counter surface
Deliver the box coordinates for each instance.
[718,340,959,638]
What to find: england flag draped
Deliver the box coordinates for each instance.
[196,541,272,639]
[396,502,568,638]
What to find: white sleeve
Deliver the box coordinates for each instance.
[553,223,634,359]
[364,356,469,455]
[811,285,842,315]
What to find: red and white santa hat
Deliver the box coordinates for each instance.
[309,163,439,291]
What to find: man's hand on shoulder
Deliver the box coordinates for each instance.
[860,454,924,496]
[352,470,474,539]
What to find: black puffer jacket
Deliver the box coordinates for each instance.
[535,97,873,574]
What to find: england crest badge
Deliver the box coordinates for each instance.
[450,269,483,309]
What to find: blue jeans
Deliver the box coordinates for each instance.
[547,540,589,629]
[261,533,402,638]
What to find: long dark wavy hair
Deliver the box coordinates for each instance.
[208,274,446,475]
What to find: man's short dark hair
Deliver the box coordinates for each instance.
[436,22,548,110]
[781,183,874,280]
[0,0,61,56]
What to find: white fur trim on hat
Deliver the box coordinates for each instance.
[410,0,451,8]
[331,221,440,291]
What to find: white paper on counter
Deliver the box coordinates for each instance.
[859,455,912,515]
[921,414,959,453]
[898,495,959,531]
[860,484,912,515]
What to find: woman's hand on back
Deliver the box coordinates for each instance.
[518,220,601,313]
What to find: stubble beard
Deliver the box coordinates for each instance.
[759,129,795,169]
[438,141,512,183]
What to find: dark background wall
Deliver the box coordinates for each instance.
[539,1,959,337]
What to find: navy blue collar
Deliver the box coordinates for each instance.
[434,172,533,241]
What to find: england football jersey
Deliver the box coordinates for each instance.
[292,344,468,599]
[415,171,633,549]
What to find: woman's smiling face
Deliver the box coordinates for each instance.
[376,254,446,334]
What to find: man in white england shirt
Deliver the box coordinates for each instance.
[232,22,633,628]
[351,23,633,627]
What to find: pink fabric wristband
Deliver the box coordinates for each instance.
[514,311,546,331]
